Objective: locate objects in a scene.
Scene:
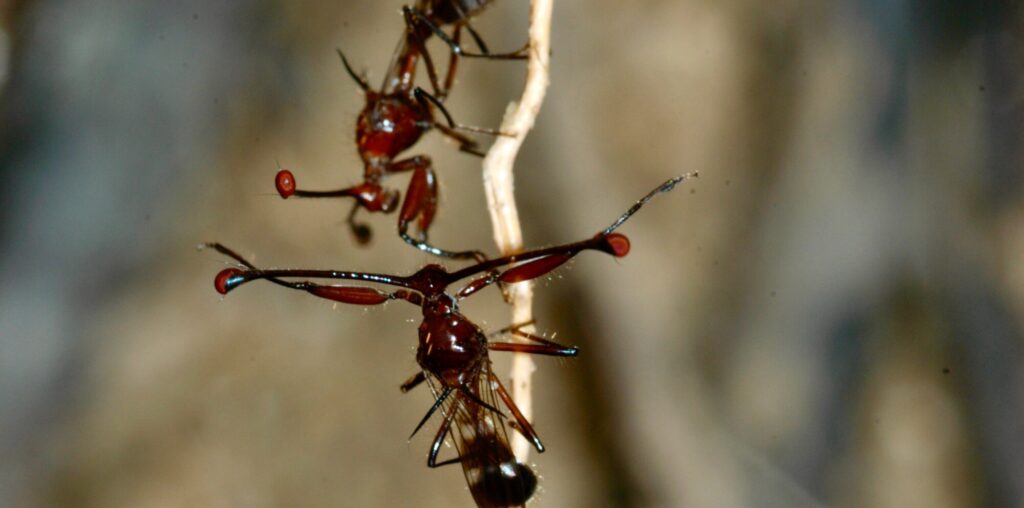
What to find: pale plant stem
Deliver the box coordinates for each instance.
[481,0,553,462]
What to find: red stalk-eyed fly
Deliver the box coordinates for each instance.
[206,173,697,506]
[274,1,524,261]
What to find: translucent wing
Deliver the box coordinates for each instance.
[427,360,537,508]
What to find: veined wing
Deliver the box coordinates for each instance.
[429,360,537,507]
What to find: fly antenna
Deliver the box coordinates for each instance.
[337,48,370,92]
[603,172,699,235]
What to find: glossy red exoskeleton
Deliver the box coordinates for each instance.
[205,174,695,507]
[275,0,525,260]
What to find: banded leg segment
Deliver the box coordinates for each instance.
[398,162,487,262]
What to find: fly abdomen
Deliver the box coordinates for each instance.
[468,459,537,507]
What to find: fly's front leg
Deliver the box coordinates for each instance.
[395,160,487,262]
[392,156,437,242]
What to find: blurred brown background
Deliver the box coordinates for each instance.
[1,0,1022,506]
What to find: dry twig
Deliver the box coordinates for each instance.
[480,0,553,462]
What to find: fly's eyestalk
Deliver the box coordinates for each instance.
[275,169,296,199]
[214,268,248,295]
[307,285,391,305]
[596,233,631,257]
